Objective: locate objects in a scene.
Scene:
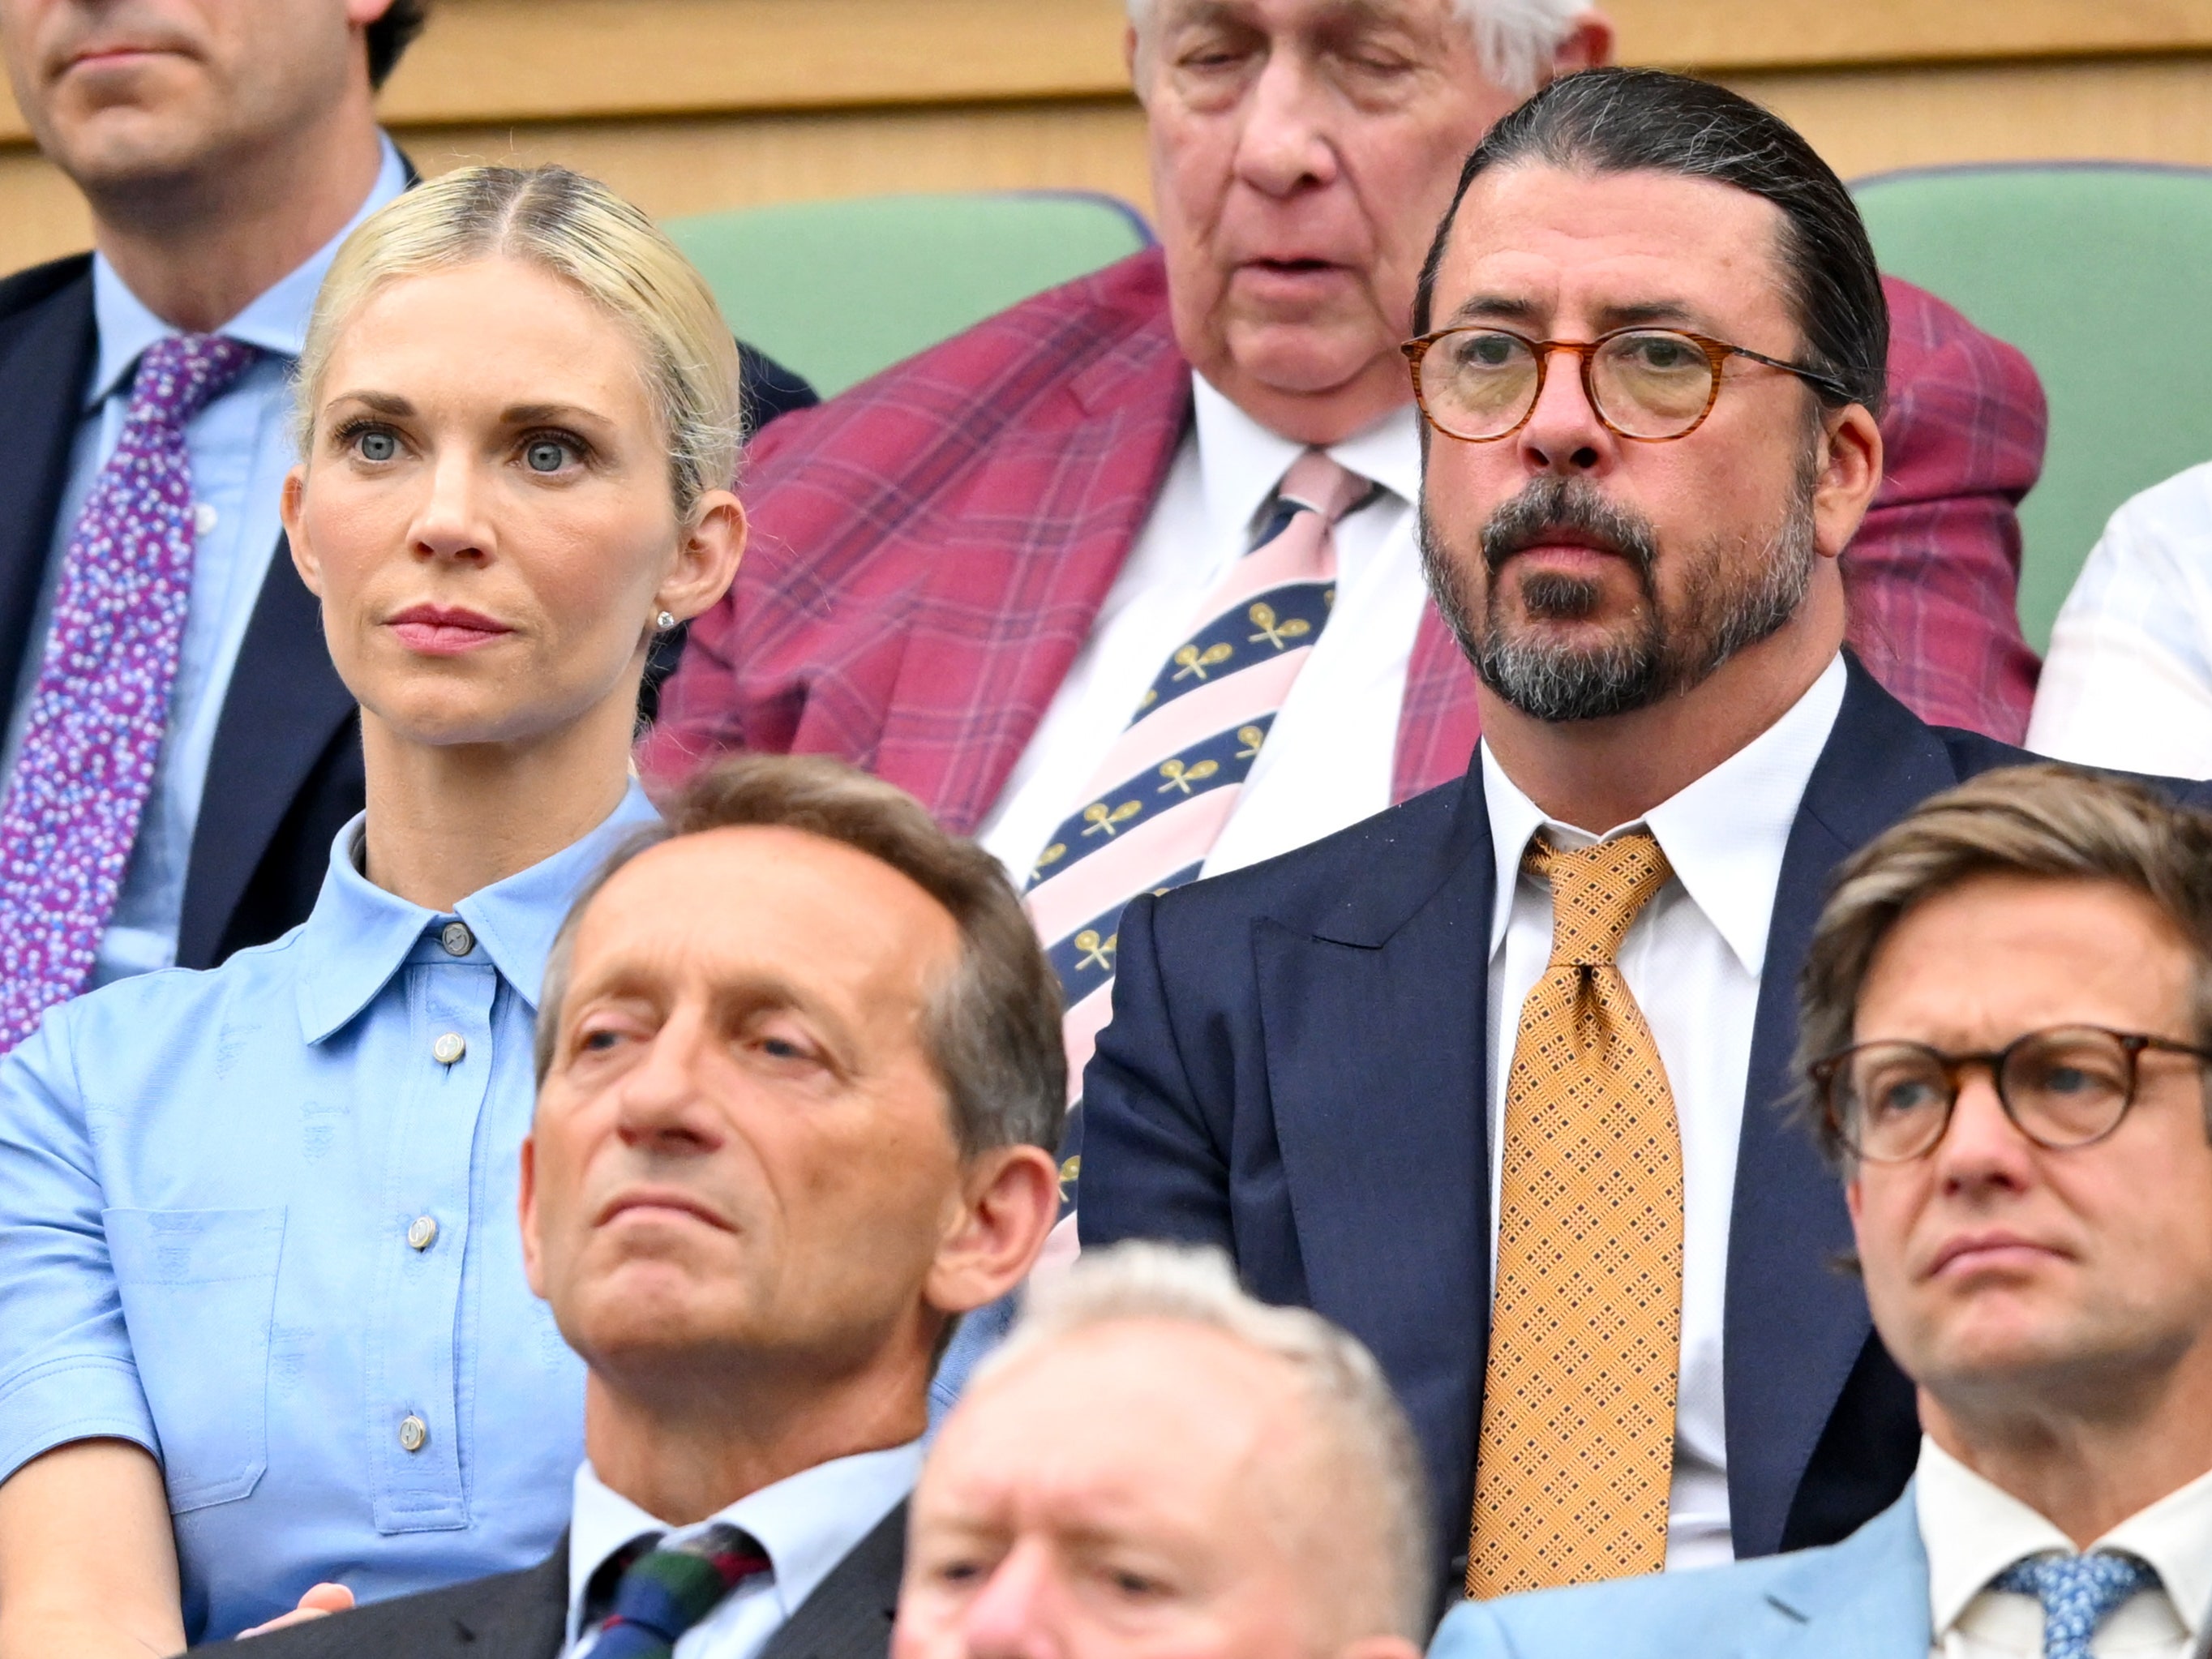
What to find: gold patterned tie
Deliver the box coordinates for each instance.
[1468,830,1683,1599]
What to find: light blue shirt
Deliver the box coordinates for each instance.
[0,135,408,988]
[0,778,658,1644]
[564,1444,921,1657]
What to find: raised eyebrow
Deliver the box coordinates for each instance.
[501,401,615,431]
[1440,295,1543,329]
[324,389,414,418]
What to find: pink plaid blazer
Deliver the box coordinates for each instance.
[645,250,2046,824]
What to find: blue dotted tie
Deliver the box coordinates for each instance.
[1991,1552,2158,1659]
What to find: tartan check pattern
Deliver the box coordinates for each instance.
[1469,830,1683,1600]
[645,251,2046,821]
[587,1521,772,1659]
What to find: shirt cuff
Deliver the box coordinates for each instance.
[0,1355,158,1486]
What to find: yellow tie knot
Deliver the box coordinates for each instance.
[1523,830,1673,968]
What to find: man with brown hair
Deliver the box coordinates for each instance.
[206,755,1065,1659]
[1436,764,2212,1658]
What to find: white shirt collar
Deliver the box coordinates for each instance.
[1917,1434,2212,1644]
[1188,371,1421,549]
[563,1441,922,1645]
[86,131,409,406]
[1480,653,1848,971]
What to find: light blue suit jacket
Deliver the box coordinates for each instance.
[1430,1489,1931,1659]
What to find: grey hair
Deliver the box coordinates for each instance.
[534,755,1066,1160]
[1125,0,1592,97]
[1796,764,2212,1167]
[975,1242,1434,1641]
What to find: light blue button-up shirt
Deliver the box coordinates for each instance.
[0,135,408,988]
[0,778,658,1644]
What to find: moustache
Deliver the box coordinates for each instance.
[1479,478,1660,577]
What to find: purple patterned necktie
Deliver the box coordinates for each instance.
[0,332,257,1050]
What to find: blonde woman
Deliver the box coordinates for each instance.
[0,166,746,1656]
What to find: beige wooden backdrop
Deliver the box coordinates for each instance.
[5,0,2212,271]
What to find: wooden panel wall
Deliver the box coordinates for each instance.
[5,0,2212,272]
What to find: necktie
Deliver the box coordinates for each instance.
[0,332,257,1050]
[1468,830,1683,1597]
[589,1522,773,1659]
[1025,448,1374,1197]
[1993,1552,2159,1659]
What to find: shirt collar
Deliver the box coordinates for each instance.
[564,1442,923,1645]
[1479,654,1847,971]
[85,131,408,408]
[1188,371,1421,549]
[1917,1434,2212,1644]
[294,776,660,1044]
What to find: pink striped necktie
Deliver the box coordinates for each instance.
[1028,448,1374,1194]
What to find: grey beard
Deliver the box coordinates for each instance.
[1418,468,1819,724]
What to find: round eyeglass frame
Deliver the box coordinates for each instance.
[1400,324,1855,444]
[1807,1023,2212,1164]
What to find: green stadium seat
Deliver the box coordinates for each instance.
[662,190,1155,401]
[1851,162,2212,651]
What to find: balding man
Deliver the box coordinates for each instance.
[644,0,2047,1249]
[895,1241,1432,1659]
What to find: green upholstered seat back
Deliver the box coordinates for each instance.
[662,190,1154,399]
[1852,162,2212,649]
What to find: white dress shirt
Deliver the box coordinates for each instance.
[1480,654,1849,1571]
[976,371,1430,885]
[2029,459,2212,781]
[564,1442,921,1659]
[1918,1436,2212,1658]
[0,134,409,985]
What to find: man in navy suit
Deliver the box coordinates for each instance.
[0,0,808,1012]
[1434,765,2212,1659]
[1078,66,2210,1598]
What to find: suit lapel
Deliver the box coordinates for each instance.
[871,304,1191,834]
[445,1539,571,1657]
[0,259,95,735]
[756,1499,907,1659]
[1763,1489,1933,1657]
[1723,660,1963,1557]
[1257,769,1496,1555]
[177,535,358,967]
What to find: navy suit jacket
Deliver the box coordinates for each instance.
[1078,656,2212,1584]
[0,250,814,967]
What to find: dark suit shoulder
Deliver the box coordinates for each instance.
[1148,767,1483,950]
[760,1498,907,1659]
[0,251,92,326]
[188,1550,568,1658]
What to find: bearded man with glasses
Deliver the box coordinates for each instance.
[1435,765,2212,1659]
[1079,67,2212,1605]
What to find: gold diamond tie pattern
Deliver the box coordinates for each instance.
[1468,829,1683,1599]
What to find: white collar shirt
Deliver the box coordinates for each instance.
[564,1442,921,1659]
[1918,1435,2212,1658]
[976,370,1428,884]
[1480,652,1848,1571]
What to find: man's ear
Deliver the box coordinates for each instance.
[926,1145,1062,1317]
[281,467,324,596]
[1812,402,1884,562]
[1548,11,1614,78]
[518,1134,547,1300]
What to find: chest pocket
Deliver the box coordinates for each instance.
[105,1207,286,1514]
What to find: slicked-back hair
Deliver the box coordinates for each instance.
[535,756,1067,1160]
[1413,66,1888,417]
[367,0,429,89]
[1796,765,2212,1167]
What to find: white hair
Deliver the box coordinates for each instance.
[1125,0,1592,98]
[972,1242,1434,1641]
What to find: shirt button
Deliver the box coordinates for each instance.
[406,1215,438,1250]
[398,1414,428,1453]
[192,502,218,536]
[432,1032,466,1065]
[439,920,474,957]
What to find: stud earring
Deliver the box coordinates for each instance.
[655,610,677,631]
